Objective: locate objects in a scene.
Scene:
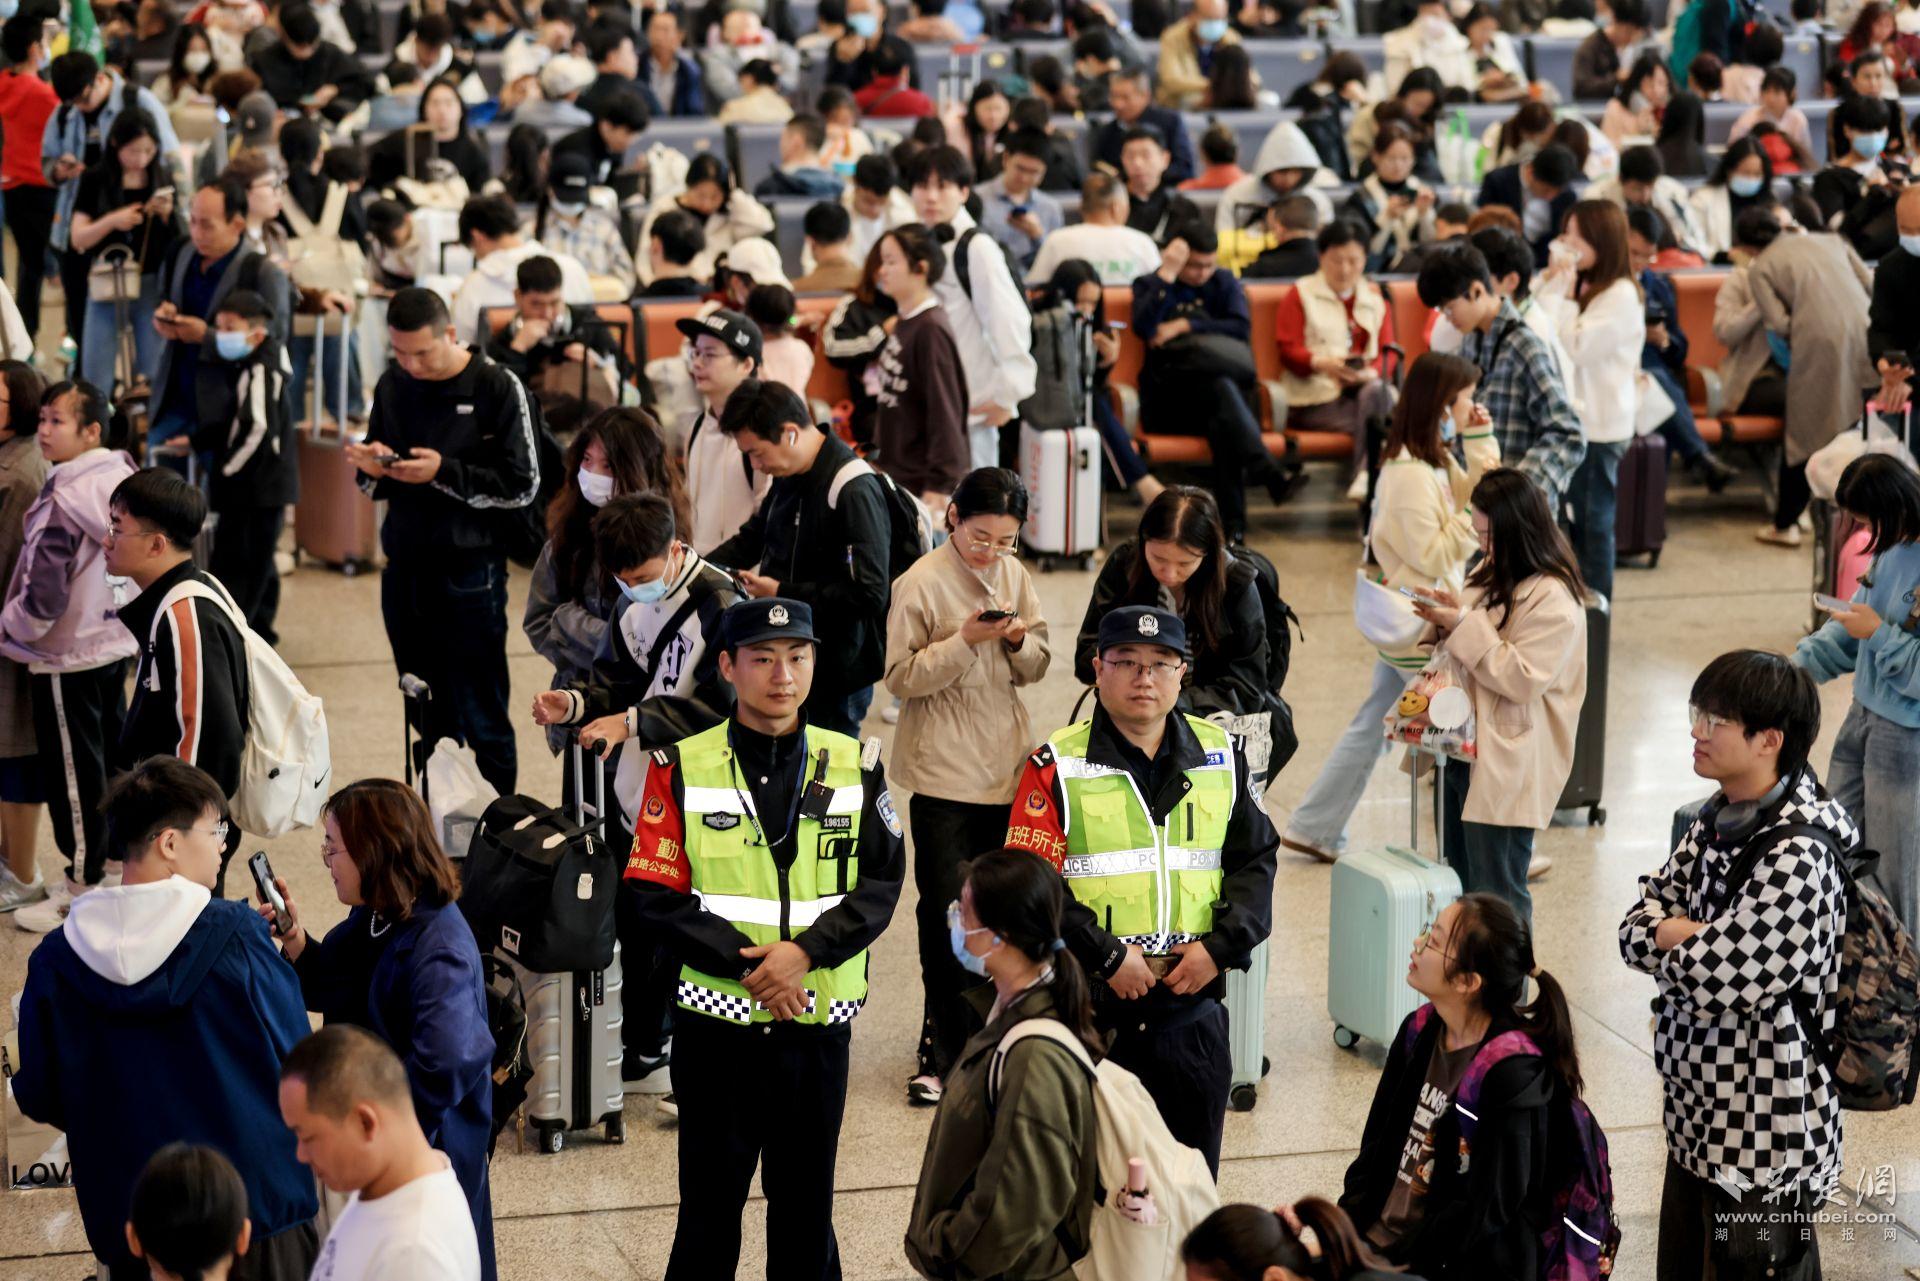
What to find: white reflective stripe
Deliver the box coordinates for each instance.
[826,784,862,814]
[1454,1102,1480,1122]
[1164,846,1223,873]
[682,786,750,816]
[695,890,846,928]
[1060,847,1159,878]
[1055,756,1125,781]
[1563,1217,1603,1248]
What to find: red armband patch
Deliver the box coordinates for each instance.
[624,759,690,890]
[1004,759,1068,866]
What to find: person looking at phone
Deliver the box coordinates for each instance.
[1409,469,1587,925]
[1866,187,1920,414]
[12,756,320,1281]
[67,110,180,396]
[1793,453,1920,933]
[257,779,496,1281]
[883,468,1051,1107]
[349,286,540,796]
[104,468,250,892]
[1284,353,1500,865]
[1007,603,1277,1174]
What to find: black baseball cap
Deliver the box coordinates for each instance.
[676,308,764,367]
[719,597,815,651]
[1097,605,1188,656]
[548,150,594,205]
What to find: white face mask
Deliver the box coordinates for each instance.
[183,49,213,74]
[577,466,615,506]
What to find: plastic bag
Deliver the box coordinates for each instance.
[1807,403,1915,502]
[1382,645,1477,762]
[423,738,499,859]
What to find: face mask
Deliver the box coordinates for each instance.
[1628,90,1650,113]
[948,907,996,977]
[214,330,255,360]
[1440,409,1457,441]
[1854,131,1889,161]
[1196,17,1229,40]
[1901,233,1920,257]
[182,49,212,74]
[620,569,672,605]
[551,198,586,218]
[847,9,879,35]
[1728,173,1765,198]
[1420,13,1453,38]
[0,0,17,20]
[1595,11,1612,27]
[577,466,614,507]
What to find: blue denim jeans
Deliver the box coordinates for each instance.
[1647,363,1709,463]
[1569,438,1626,604]
[1827,700,1920,935]
[80,274,163,392]
[1440,758,1536,929]
[809,684,873,737]
[1284,658,1419,855]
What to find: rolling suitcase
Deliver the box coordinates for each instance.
[1224,938,1270,1111]
[504,740,626,1153]
[1555,593,1608,825]
[1614,432,1669,568]
[294,312,378,573]
[1328,752,1463,1050]
[1018,422,1101,570]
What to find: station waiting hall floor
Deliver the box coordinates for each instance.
[2,464,1918,1280]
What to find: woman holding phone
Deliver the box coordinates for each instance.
[1283,353,1499,864]
[258,779,496,1281]
[884,468,1051,1107]
[70,110,182,395]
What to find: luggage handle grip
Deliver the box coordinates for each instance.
[569,735,609,836]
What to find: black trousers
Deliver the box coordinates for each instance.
[210,504,285,644]
[908,794,1006,1078]
[1657,1156,1824,1281]
[1145,373,1274,537]
[31,662,127,885]
[3,185,54,349]
[1104,999,1233,1176]
[666,1014,851,1281]
[58,246,89,356]
[381,554,516,795]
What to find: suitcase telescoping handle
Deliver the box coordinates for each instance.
[571,733,609,836]
[1408,747,1445,865]
[400,674,431,798]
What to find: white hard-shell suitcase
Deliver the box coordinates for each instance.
[1224,938,1270,1110]
[1019,422,1101,570]
[1327,752,1463,1050]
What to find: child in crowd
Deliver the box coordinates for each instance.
[0,380,136,933]
[1184,1199,1410,1281]
[744,282,815,398]
[365,198,422,295]
[126,1144,253,1281]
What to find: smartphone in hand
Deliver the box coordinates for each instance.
[248,851,290,936]
[1813,593,1852,614]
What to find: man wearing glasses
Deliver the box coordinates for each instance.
[1006,604,1276,1173]
[11,756,321,1281]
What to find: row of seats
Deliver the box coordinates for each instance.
[620,270,1780,470]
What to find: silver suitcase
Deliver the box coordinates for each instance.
[504,742,627,1153]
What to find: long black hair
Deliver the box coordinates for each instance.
[1182,1198,1403,1280]
[1125,485,1232,656]
[1838,451,1920,554]
[546,407,690,600]
[1445,892,1584,1098]
[500,124,551,204]
[964,850,1102,1059]
[1466,468,1585,626]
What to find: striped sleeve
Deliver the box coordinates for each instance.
[165,597,205,762]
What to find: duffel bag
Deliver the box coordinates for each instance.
[461,794,618,972]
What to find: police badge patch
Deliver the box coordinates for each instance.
[876,790,902,836]
[703,812,742,831]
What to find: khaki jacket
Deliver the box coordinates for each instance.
[1434,574,1587,829]
[1156,18,1244,110]
[904,983,1098,1281]
[1369,434,1500,663]
[884,539,1051,804]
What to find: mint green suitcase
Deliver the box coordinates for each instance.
[1327,756,1463,1050]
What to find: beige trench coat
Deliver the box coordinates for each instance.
[1747,232,1878,465]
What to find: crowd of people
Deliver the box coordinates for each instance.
[0,0,1918,1277]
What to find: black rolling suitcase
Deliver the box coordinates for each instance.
[1557,593,1608,825]
[1615,432,1669,568]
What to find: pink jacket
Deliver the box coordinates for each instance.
[0,449,139,674]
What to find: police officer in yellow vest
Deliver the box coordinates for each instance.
[1006,604,1277,1173]
[624,596,905,1281]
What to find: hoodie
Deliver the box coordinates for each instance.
[450,240,595,345]
[0,448,139,674]
[1216,122,1336,233]
[11,878,318,1275]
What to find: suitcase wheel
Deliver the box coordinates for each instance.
[1261,1055,1271,1079]
[1229,1083,1258,1112]
[604,1112,626,1144]
[1589,805,1607,827]
[538,1124,564,1154]
[1332,1024,1358,1050]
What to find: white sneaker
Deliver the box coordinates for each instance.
[16,877,82,934]
[881,697,901,725]
[1527,853,1554,882]
[101,859,124,888]
[0,867,47,912]
[1346,470,1371,502]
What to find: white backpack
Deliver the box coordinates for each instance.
[990,1018,1221,1281]
[147,578,331,837]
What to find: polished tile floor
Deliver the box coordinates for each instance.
[2,472,1917,1281]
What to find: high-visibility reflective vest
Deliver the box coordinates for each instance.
[1048,716,1237,954]
[673,720,870,1027]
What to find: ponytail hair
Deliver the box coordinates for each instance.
[1181,1198,1402,1280]
[1446,892,1584,1098]
[964,849,1102,1060]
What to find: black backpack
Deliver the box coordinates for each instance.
[1233,546,1301,693]
[951,226,1028,304]
[497,395,566,569]
[827,456,933,584]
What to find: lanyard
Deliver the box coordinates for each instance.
[725,723,809,850]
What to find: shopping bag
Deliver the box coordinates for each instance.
[1382,643,1478,761]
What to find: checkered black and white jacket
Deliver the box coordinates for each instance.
[1619,769,1854,1198]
